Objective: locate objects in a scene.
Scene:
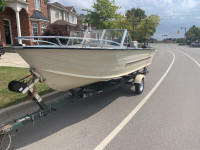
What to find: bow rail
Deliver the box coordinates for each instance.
[16,29,135,49]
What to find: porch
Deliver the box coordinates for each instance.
[0,0,49,46]
[0,0,32,46]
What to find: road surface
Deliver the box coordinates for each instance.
[1,43,200,150]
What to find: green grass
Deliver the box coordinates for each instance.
[0,67,54,109]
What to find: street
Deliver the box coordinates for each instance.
[1,43,200,150]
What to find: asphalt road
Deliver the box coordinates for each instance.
[1,43,200,150]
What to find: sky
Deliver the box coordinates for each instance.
[50,0,200,40]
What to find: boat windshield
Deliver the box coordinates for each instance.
[67,29,129,48]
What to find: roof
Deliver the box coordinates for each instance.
[52,20,77,26]
[78,14,86,19]
[30,10,48,21]
[65,6,73,11]
[49,2,75,12]
[51,2,66,10]
[48,2,78,15]
[66,6,77,13]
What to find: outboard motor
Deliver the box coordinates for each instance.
[8,80,27,93]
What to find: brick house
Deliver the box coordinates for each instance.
[0,0,49,46]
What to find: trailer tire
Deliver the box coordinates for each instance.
[135,78,144,94]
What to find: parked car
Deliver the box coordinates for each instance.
[190,40,200,47]
[0,41,5,58]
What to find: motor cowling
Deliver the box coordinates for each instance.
[8,80,27,93]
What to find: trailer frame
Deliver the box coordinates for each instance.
[0,67,148,137]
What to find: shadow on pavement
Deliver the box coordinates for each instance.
[1,85,137,149]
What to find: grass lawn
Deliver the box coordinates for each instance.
[0,67,53,109]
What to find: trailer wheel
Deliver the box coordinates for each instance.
[135,78,144,94]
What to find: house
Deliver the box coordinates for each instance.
[77,14,89,30]
[0,0,49,46]
[47,2,78,25]
[46,2,82,36]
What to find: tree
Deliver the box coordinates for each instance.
[126,8,160,42]
[83,1,160,44]
[135,15,160,43]
[185,25,200,41]
[125,8,147,40]
[0,0,7,12]
[126,8,146,22]
[83,0,124,29]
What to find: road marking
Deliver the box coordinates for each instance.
[94,51,175,150]
[179,51,200,68]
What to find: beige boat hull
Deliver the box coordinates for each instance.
[17,48,155,91]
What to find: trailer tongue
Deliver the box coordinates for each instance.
[0,67,147,148]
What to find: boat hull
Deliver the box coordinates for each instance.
[16,48,155,91]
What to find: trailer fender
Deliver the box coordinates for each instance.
[134,74,145,84]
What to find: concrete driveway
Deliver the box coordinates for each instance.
[0,52,29,68]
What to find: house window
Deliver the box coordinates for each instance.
[34,0,41,10]
[71,15,74,23]
[32,23,38,40]
[65,13,68,21]
[41,23,47,35]
[55,10,59,19]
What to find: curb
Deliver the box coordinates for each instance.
[4,47,17,53]
[0,91,66,124]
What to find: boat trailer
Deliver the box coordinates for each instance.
[0,67,148,147]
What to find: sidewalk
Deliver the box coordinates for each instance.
[0,52,29,68]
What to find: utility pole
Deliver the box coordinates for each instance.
[180,27,186,43]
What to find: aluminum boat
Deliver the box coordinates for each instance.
[15,29,155,91]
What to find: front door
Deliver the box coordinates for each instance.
[3,20,12,45]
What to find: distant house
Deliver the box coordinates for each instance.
[77,14,89,30]
[0,0,49,46]
[47,2,85,36]
[47,2,78,24]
